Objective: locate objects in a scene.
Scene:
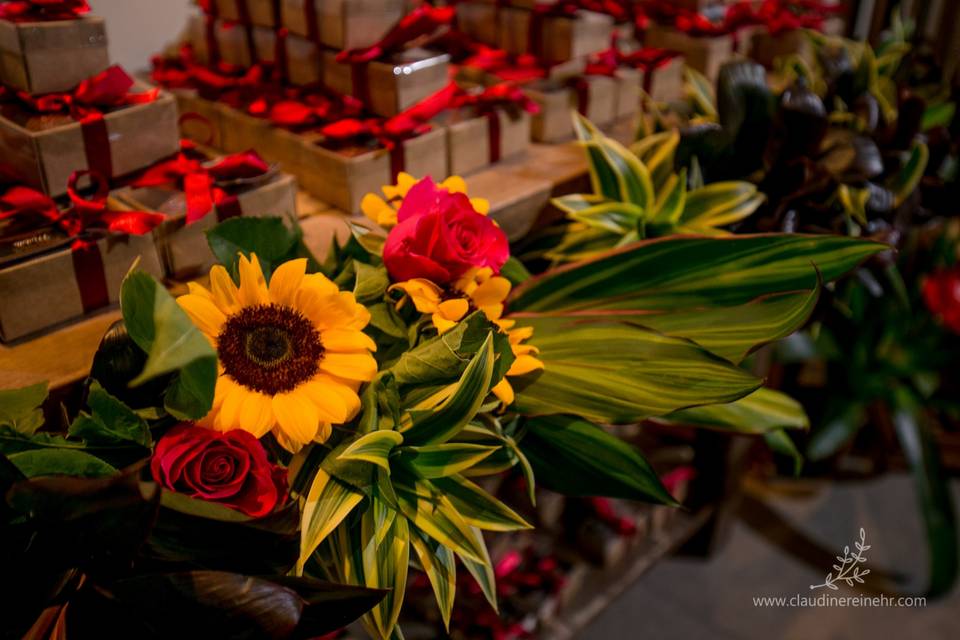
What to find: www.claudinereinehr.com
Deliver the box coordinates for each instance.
[752,594,927,608]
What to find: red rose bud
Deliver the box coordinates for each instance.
[151,424,287,518]
[923,267,960,334]
[383,177,509,285]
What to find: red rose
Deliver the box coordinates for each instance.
[383,177,509,284]
[923,267,960,334]
[150,425,287,518]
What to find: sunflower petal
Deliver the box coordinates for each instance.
[321,328,377,353]
[237,253,269,307]
[272,391,320,452]
[472,277,511,307]
[177,294,226,338]
[507,354,544,377]
[216,378,247,431]
[269,258,308,307]
[209,265,240,314]
[492,378,515,406]
[298,378,350,423]
[238,389,276,438]
[319,352,378,381]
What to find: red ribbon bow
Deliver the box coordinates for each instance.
[336,5,456,64]
[0,0,89,21]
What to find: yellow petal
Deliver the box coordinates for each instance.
[299,272,340,297]
[508,354,544,377]
[433,313,459,335]
[321,328,377,353]
[509,325,535,342]
[313,422,333,444]
[315,373,363,421]
[272,391,320,451]
[209,265,240,314]
[441,175,467,194]
[390,172,418,198]
[470,197,490,215]
[361,193,390,223]
[319,352,378,381]
[215,377,247,431]
[491,378,515,405]
[437,298,470,321]
[238,390,275,438]
[237,253,269,307]
[496,318,516,331]
[269,258,307,307]
[471,277,511,307]
[271,425,302,454]
[479,303,504,322]
[298,289,366,331]
[298,377,349,423]
[177,294,226,338]
[186,281,213,301]
[390,279,442,313]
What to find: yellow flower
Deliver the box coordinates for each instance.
[177,254,378,453]
[361,172,491,228]
[390,267,543,407]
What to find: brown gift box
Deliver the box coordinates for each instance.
[640,55,685,102]
[170,88,227,148]
[215,103,306,176]
[188,16,322,86]
[0,231,162,342]
[441,108,531,176]
[211,0,280,28]
[296,127,448,213]
[525,75,616,142]
[321,48,450,118]
[114,172,298,280]
[499,7,613,65]
[281,0,405,50]
[749,28,813,69]
[455,0,500,46]
[0,16,109,94]
[611,68,641,120]
[644,25,733,83]
[0,86,180,198]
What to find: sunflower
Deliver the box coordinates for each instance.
[177,254,377,453]
[391,267,542,406]
[361,172,490,228]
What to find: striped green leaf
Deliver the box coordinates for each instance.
[575,113,654,209]
[401,334,495,446]
[512,318,761,423]
[298,469,364,574]
[410,525,457,630]
[395,480,486,563]
[430,475,532,532]
[891,142,929,206]
[520,415,677,504]
[630,129,680,191]
[457,527,498,613]
[522,287,817,364]
[398,443,500,479]
[360,502,409,640]
[509,234,886,313]
[568,201,647,235]
[651,169,687,224]
[339,431,404,471]
[666,387,809,434]
[681,181,763,226]
[764,428,804,476]
[684,66,717,118]
[552,193,605,215]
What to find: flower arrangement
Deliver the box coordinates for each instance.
[0,171,884,638]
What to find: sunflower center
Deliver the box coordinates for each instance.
[217,304,323,395]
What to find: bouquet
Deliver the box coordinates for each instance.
[1,169,884,638]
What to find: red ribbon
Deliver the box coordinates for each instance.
[0,0,89,21]
[336,5,455,64]
[456,83,540,163]
[642,0,840,38]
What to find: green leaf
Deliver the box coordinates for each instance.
[667,388,810,435]
[807,404,866,461]
[389,312,512,387]
[511,317,761,423]
[520,415,677,505]
[355,262,390,305]
[891,142,929,206]
[360,499,409,640]
[457,527,498,612]
[681,181,763,226]
[339,430,404,471]
[159,488,252,522]
[651,169,687,224]
[891,390,958,597]
[409,524,456,630]
[401,334,496,446]
[568,201,647,235]
[298,468,365,574]
[8,449,116,478]
[395,480,486,563]
[350,222,386,257]
[500,257,531,286]
[397,443,500,478]
[120,270,217,420]
[368,302,407,338]
[575,113,654,209]
[70,381,151,447]
[510,234,886,313]
[431,475,532,531]
[206,216,304,280]
[0,382,47,436]
[922,101,955,131]
[764,428,804,476]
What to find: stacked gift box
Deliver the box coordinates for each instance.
[454,0,686,142]
[0,0,298,341]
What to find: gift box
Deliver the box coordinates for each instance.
[114,166,298,279]
[499,7,613,65]
[281,0,406,50]
[322,48,450,118]
[644,25,733,83]
[441,108,531,176]
[640,54,685,102]
[0,82,180,197]
[0,230,161,342]
[0,16,109,94]
[169,89,228,149]
[525,75,616,142]
[215,102,309,175]
[296,126,448,213]
[455,0,500,46]
[610,67,641,120]
[209,0,280,28]
[188,15,322,86]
